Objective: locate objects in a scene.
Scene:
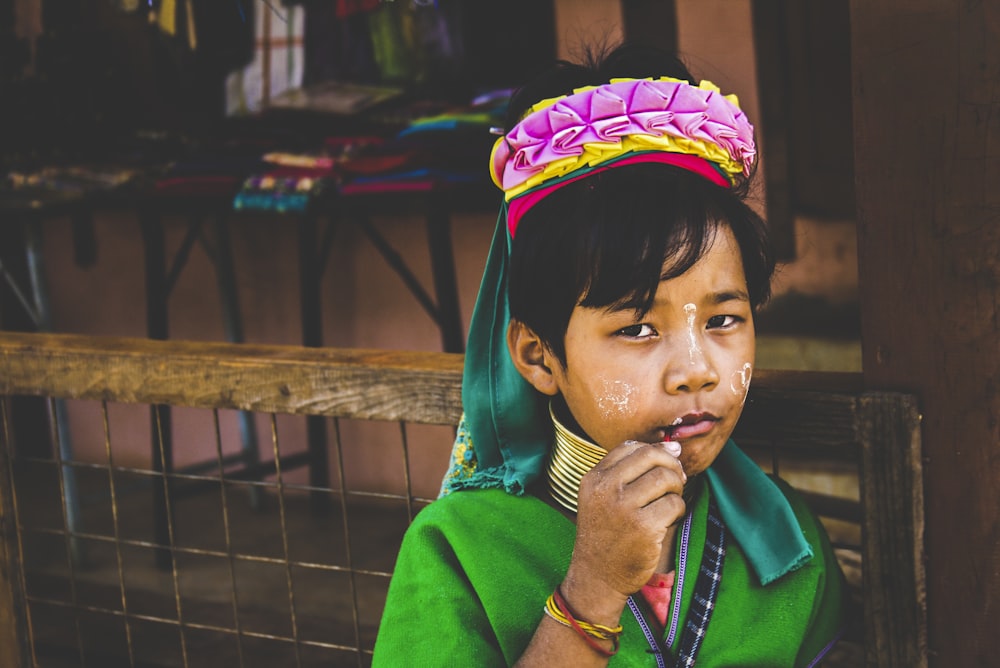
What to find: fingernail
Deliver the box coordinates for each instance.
[660,440,682,457]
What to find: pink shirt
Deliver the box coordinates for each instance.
[639,571,676,628]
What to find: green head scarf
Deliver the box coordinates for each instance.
[440,200,550,496]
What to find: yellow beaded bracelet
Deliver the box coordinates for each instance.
[544,588,622,656]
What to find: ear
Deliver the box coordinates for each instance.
[507,319,560,396]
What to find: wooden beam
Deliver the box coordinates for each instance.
[734,386,864,452]
[0,332,465,426]
[850,0,998,663]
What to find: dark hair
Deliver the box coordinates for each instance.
[504,43,774,365]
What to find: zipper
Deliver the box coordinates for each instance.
[627,596,666,668]
[666,512,692,647]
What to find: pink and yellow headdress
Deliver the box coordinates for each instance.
[489,77,756,236]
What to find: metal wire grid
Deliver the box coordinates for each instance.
[1,396,429,668]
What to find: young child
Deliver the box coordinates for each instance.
[372,43,846,667]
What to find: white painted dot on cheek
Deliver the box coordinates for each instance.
[684,303,702,365]
[596,377,638,420]
[729,362,753,405]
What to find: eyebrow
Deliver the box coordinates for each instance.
[604,289,751,316]
[652,289,751,309]
[707,289,751,305]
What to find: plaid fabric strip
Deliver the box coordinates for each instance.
[674,498,726,667]
[628,498,726,666]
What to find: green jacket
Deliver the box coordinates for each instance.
[373,477,845,667]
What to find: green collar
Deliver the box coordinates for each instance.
[705,441,813,585]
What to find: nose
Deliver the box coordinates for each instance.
[663,335,720,394]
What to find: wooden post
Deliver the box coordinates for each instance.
[858,393,925,667]
[850,2,1000,664]
[0,403,28,668]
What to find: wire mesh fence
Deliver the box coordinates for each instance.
[0,333,463,667]
[1,395,443,667]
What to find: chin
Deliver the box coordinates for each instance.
[683,442,727,473]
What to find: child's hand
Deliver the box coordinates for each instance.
[561,440,687,618]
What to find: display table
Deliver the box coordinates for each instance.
[0,107,500,567]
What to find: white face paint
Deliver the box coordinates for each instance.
[683,303,702,365]
[595,376,638,419]
[730,362,753,406]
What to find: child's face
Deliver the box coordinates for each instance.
[551,225,755,478]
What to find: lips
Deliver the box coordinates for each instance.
[668,412,719,440]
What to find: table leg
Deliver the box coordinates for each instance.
[425,195,464,353]
[297,215,330,514]
[139,212,174,571]
[210,215,262,510]
[23,219,86,567]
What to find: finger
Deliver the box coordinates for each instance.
[625,464,687,508]
[591,438,648,468]
[639,491,687,530]
[661,439,682,458]
[593,441,686,486]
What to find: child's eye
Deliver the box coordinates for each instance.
[616,324,657,338]
[707,315,742,329]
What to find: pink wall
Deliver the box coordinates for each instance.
[39,206,497,499]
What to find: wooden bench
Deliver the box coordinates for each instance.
[0,332,925,667]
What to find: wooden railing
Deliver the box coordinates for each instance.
[0,332,925,667]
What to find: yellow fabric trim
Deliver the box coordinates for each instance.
[489,137,506,189]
